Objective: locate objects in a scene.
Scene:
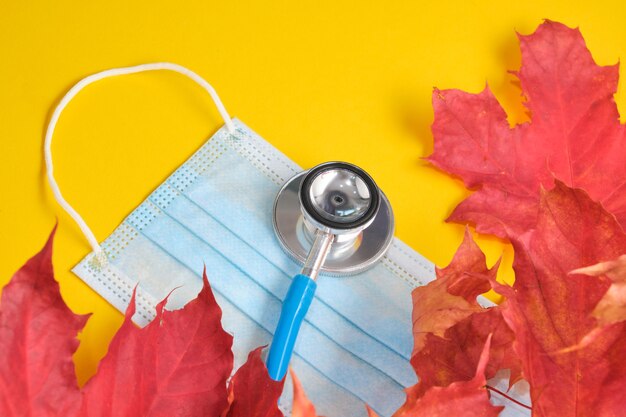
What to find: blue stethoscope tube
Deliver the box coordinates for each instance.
[266,273,317,380]
[266,229,333,380]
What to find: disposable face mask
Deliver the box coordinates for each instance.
[45,63,528,417]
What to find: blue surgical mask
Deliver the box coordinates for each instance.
[44,63,465,417]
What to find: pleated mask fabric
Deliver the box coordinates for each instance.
[73,118,436,416]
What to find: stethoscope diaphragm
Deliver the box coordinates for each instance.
[273,162,394,277]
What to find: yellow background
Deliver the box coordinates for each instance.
[1,1,625,385]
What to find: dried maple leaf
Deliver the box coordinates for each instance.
[494,182,626,417]
[0,226,87,417]
[395,230,520,414]
[411,308,520,395]
[571,255,626,325]
[410,229,495,354]
[395,336,503,417]
[429,20,626,239]
[75,269,234,417]
[222,347,284,417]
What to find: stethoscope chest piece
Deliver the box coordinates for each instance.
[267,161,395,380]
[273,161,395,276]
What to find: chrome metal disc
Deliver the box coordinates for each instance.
[273,171,395,276]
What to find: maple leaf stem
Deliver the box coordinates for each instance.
[485,385,532,411]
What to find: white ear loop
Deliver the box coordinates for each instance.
[44,62,235,258]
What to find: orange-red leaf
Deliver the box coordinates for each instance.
[290,369,321,417]
[365,404,380,417]
[397,336,503,417]
[0,227,88,417]
[410,229,495,354]
[411,308,520,394]
[396,230,520,413]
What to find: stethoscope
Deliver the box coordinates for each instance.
[266,161,395,380]
[38,63,393,382]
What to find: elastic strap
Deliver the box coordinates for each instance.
[44,62,235,257]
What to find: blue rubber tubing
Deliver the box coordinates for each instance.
[266,274,317,381]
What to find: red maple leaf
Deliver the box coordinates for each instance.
[76,270,234,417]
[429,20,626,239]
[0,227,87,417]
[494,182,626,417]
[0,229,292,417]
